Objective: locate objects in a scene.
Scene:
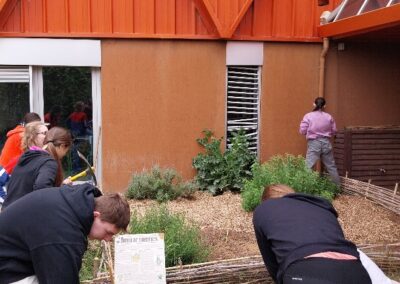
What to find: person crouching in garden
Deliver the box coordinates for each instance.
[253,184,371,284]
[0,183,130,283]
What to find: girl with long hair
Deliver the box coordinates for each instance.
[2,127,72,210]
[0,121,48,205]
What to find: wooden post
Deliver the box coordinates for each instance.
[344,130,352,178]
[366,179,371,198]
[93,257,100,279]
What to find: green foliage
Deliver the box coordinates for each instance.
[241,154,339,212]
[192,129,256,195]
[129,206,209,267]
[126,166,196,202]
[79,240,101,281]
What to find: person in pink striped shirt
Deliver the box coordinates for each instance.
[299,97,340,186]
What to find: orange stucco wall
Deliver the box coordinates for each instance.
[101,40,226,192]
[325,42,400,129]
[259,42,322,162]
[101,39,323,192]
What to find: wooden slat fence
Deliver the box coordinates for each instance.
[334,126,400,189]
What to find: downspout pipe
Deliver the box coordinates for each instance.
[319,37,329,98]
[316,37,330,175]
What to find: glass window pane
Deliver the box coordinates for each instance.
[43,67,93,177]
[337,0,364,20]
[363,0,389,12]
[0,83,30,149]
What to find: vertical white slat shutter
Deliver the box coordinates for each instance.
[227,66,260,154]
[0,66,29,83]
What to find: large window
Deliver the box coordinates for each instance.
[0,66,30,149]
[226,66,260,155]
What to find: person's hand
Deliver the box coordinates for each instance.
[63,176,73,185]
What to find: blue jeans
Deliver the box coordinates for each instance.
[306,138,340,186]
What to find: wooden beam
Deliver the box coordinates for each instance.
[318,4,400,39]
[193,0,224,37]
[224,0,253,38]
[0,0,8,13]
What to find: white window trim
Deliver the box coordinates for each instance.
[226,42,263,66]
[91,68,102,188]
[0,38,100,67]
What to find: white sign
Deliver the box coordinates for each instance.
[114,234,166,284]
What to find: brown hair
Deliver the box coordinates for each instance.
[21,121,46,151]
[261,184,295,202]
[43,127,72,186]
[94,193,130,230]
[23,112,41,124]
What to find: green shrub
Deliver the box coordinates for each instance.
[241,154,339,212]
[79,240,101,281]
[126,166,196,202]
[129,206,209,267]
[192,129,256,195]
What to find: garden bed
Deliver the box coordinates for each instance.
[87,190,400,283]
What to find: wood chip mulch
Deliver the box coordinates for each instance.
[128,192,400,261]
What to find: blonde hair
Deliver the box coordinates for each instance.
[21,121,46,151]
[261,184,295,202]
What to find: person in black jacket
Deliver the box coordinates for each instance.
[253,184,371,284]
[0,183,130,284]
[2,126,72,210]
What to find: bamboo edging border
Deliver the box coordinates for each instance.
[340,175,400,215]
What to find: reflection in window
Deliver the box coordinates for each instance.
[333,0,396,22]
[336,0,363,20]
[363,0,389,13]
[43,67,93,176]
[0,83,29,149]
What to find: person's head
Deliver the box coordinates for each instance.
[43,127,72,186]
[22,112,41,125]
[261,184,295,202]
[50,105,62,116]
[313,97,326,111]
[21,121,48,151]
[74,101,85,112]
[89,193,131,241]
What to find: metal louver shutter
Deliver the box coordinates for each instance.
[0,66,30,83]
[227,66,260,154]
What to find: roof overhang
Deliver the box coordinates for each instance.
[318,4,400,40]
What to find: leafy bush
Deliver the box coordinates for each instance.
[241,154,339,212]
[192,129,256,195]
[130,206,209,267]
[126,166,196,202]
[79,240,101,281]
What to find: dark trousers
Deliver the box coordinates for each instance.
[283,258,372,284]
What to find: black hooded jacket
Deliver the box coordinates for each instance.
[2,149,57,209]
[253,193,359,284]
[0,184,97,284]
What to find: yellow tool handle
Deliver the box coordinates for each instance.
[70,167,95,181]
